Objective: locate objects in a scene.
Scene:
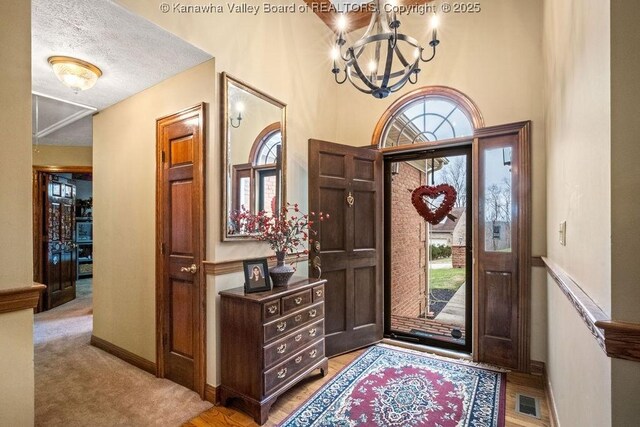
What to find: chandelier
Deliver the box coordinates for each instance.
[331,0,440,99]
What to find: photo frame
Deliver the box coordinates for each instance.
[243,258,271,293]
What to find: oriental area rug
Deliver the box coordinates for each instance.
[280,344,506,427]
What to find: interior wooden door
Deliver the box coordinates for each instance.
[156,104,206,396]
[474,122,531,371]
[42,174,77,309]
[308,139,383,357]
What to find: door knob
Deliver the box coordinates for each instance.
[180,264,198,274]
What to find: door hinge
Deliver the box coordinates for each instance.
[160,242,166,255]
[163,333,168,347]
[161,151,166,163]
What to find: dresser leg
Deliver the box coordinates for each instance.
[252,396,277,425]
[319,358,329,377]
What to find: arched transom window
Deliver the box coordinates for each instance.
[375,86,484,148]
[255,130,281,165]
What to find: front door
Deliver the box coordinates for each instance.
[308,139,384,357]
[384,147,473,353]
[42,174,76,309]
[156,104,206,396]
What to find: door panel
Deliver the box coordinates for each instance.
[42,175,76,310]
[475,122,531,372]
[309,139,383,357]
[157,104,206,397]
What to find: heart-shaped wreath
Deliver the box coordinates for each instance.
[411,184,458,225]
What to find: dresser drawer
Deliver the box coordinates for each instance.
[312,285,324,302]
[263,302,324,343]
[263,319,324,369]
[263,300,280,321]
[281,289,312,315]
[264,339,325,395]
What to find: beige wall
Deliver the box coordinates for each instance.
[0,0,36,424]
[33,145,93,167]
[108,0,551,387]
[544,0,612,425]
[610,1,640,424]
[332,0,548,361]
[114,0,339,386]
[93,60,216,362]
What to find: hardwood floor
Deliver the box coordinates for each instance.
[185,348,551,427]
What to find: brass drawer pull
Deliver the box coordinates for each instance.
[295,356,303,364]
[309,328,317,337]
[277,344,287,354]
[277,368,287,379]
[294,297,303,305]
[267,305,278,314]
[294,334,302,342]
[276,322,287,332]
[309,309,317,318]
[294,315,302,322]
[309,349,318,358]
[315,290,323,297]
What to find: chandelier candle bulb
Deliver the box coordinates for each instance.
[431,14,440,42]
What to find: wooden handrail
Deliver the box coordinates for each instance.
[0,283,46,314]
[543,257,640,362]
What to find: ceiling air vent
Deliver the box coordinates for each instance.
[516,394,540,418]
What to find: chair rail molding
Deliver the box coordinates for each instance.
[203,252,308,276]
[0,283,46,314]
[543,257,640,362]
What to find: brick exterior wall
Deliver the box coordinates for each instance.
[452,245,466,268]
[390,162,426,317]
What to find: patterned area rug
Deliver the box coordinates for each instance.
[280,345,505,427]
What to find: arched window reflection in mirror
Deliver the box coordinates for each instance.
[223,73,286,240]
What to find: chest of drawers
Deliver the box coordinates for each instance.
[219,278,328,425]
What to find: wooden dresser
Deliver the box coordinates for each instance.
[219,278,329,425]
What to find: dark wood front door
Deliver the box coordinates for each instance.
[308,139,384,357]
[156,104,206,397]
[474,122,531,371]
[41,174,76,309]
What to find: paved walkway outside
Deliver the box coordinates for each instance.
[434,284,466,327]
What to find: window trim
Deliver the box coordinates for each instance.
[371,86,485,148]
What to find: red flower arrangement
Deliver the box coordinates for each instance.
[411,184,457,225]
[231,203,329,257]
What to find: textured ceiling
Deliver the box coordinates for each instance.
[32,0,212,146]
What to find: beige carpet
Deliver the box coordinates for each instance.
[35,279,212,426]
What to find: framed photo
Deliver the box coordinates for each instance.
[243,258,271,293]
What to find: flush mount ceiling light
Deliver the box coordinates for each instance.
[48,56,103,92]
[331,0,440,99]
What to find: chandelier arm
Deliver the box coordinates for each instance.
[408,71,419,85]
[420,43,438,63]
[334,67,348,85]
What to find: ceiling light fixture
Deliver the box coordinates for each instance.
[48,56,103,92]
[331,0,440,99]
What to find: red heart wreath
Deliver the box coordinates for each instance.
[411,184,458,225]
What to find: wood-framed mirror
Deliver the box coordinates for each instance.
[221,72,287,240]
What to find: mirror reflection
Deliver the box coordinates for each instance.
[223,73,286,240]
